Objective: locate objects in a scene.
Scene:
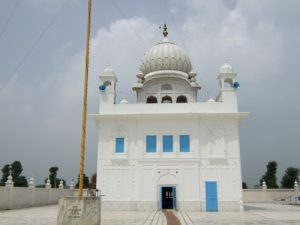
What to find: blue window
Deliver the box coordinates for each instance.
[163,135,173,152]
[180,135,190,152]
[146,136,156,152]
[115,137,124,153]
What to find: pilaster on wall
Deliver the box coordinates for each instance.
[262,180,267,202]
[29,186,35,207]
[8,186,13,210]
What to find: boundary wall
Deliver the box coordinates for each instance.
[0,187,80,210]
[0,186,299,210]
[243,188,299,204]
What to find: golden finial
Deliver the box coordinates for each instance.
[162,23,168,37]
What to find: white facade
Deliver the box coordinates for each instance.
[91,27,248,212]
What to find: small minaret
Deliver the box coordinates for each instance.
[99,66,118,113]
[45,178,51,189]
[69,179,74,190]
[217,63,239,111]
[5,166,13,188]
[28,177,35,188]
[59,179,64,189]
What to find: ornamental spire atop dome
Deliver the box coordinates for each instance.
[162,23,168,37]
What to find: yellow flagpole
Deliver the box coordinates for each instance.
[79,0,92,198]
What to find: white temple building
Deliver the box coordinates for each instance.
[91,25,248,212]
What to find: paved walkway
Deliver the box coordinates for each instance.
[164,211,181,225]
[0,203,299,225]
[183,204,300,225]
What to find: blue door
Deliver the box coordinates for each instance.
[172,186,176,209]
[205,181,218,212]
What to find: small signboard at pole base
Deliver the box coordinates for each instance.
[57,197,101,225]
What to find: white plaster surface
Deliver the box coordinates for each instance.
[0,203,300,225]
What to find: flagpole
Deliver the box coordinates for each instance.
[79,0,92,198]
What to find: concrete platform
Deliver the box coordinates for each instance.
[0,203,299,225]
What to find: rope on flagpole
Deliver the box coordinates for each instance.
[79,0,92,198]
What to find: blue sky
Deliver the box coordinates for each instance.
[0,0,299,187]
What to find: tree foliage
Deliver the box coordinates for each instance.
[49,166,59,188]
[14,176,28,187]
[0,164,10,185]
[75,173,89,189]
[0,161,27,187]
[11,161,23,178]
[281,167,299,188]
[90,173,97,189]
[260,161,279,188]
[49,166,59,175]
[242,182,248,189]
[45,166,65,188]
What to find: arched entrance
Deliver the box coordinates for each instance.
[158,173,178,210]
[161,186,176,209]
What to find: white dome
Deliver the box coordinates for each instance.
[220,63,234,73]
[140,37,192,76]
[102,66,116,76]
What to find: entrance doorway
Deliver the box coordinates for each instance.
[205,181,218,212]
[161,186,176,209]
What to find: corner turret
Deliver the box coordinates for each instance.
[217,63,239,111]
[99,66,118,112]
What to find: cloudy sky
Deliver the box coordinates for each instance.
[0,0,299,187]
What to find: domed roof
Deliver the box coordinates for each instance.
[220,63,234,73]
[140,37,193,76]
[102,66,116,76]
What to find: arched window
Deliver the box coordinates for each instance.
[161,96,172,103]
[103,81,112,86]
[224,78,233,88]
[102,80,112,91]
[146,96,158,103]
[176,95,187,103]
